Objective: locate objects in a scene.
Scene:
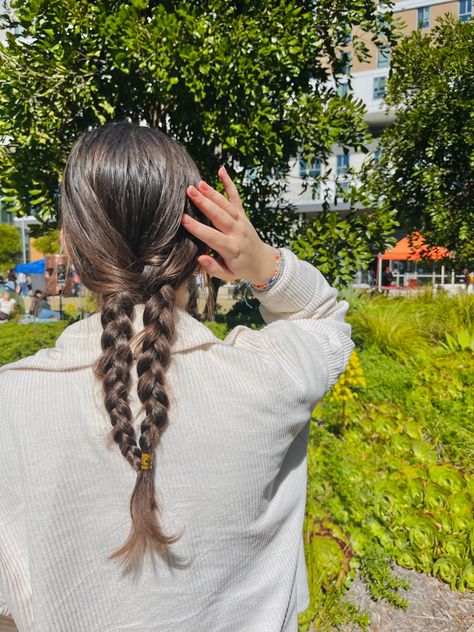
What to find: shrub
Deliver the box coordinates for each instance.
[302,345,474,628]
[0,321,70,366]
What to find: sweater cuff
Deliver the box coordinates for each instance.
[252,248,334,320]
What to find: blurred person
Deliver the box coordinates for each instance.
[16,272,29,297]
[29,290,43,317]
[71,265,81,297]
[0,290,16,320]
[468,270,474,294]
[6,269,16,292]
[382,265,394,287]
[36,292,60,320]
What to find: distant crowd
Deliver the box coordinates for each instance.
[0,267,83,322]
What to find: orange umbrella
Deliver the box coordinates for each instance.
[379,233,452,261]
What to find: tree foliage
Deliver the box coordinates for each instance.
[360,16,474,262]
[292,207,396,288]
[0,0,396,247]
[33,228,60,254]
[0,223,21,270]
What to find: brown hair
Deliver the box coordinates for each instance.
[60,122,206,572]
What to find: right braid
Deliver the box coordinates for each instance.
[95,291,141,471]
[108,284,179,571]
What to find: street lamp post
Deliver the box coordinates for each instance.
[13,216,42,263]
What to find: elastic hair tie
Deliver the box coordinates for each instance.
[141,452,153,470]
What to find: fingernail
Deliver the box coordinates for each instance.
[181,213,192,226]
[199,181,210,192]
[187,185,198,198]
[220,166,228,175]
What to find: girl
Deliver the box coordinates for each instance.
[0,122,352,632]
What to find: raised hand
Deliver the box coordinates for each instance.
[181,167,277,285]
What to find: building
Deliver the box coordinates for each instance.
[287,0,472,215]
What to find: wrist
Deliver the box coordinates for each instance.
[246,245,282,289]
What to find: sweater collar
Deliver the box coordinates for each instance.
[3,306,223,372]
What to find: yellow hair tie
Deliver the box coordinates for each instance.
[141,452,153,470]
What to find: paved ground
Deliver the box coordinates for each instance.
[340,566,474,632]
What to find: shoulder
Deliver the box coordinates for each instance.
[224,320,329,398]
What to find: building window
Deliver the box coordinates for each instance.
[336,154,350,197]
[459,0,472,20]
[299,160,306,179]
[417,6,430,28]
[0,208,15,225]
[337,154,349,176]
[309,159,321,179]
[373,76,386,99]
[300,158,321,179]
[377,46,390,68]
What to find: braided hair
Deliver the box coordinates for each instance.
[60,122,206,572]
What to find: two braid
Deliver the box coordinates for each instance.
[102,284,180,572]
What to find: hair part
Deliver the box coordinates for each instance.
[61,122,206,573]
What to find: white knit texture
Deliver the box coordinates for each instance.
[0,249,353,632]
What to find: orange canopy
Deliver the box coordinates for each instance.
[379,233,451,261]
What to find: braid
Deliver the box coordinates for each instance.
[95,292,141,471]
[108,283,179,571]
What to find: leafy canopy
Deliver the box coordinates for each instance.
[0,0,395,247]
[292,207,396,287]
[360,16,474,262]
[0,223,21,270]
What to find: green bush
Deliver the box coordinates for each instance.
[217,297,265,330]
[0,321,70,366]
[301,336,474,630]
[203,320,229,340]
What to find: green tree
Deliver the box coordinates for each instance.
[292,207,396,288]
[360,16,474,262]
[33,229,60,255]
[0,0,396,252]
[0,223,21,271]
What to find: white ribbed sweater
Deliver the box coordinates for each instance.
[0,249,353,632]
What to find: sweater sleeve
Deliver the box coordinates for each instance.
[0,391,30,632]
[225,248,354,411]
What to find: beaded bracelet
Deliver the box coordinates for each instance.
[250,248,284,292]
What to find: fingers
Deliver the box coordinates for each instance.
[197,181,240,221]
[181,213,230,255]
[197,255,236,282]
[188,185,235,233]
[218,167,243,211]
